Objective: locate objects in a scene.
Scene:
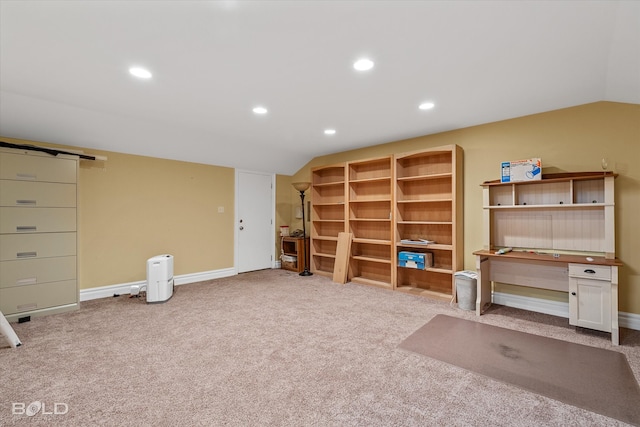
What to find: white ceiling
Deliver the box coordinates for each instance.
[1,1,639,175]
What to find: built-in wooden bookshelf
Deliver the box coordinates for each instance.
[310,163,347,277]
[347,156,393,289]
[309,145,464,302]
[394,145,463,301]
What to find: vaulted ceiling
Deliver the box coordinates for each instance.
[1,1,638,175]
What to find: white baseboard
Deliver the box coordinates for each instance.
[173,268,236,286]
[79,267,236,302]
[493,291,640,331]
[493,291,570,318]
[620,311,640,331]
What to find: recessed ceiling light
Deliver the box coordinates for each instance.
[353,58,374,71]
[324,129,336,135]
[129,67,152,79]
[419,102,435,110]
[252,106,268,114]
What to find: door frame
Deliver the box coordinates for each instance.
[234,169,276,273]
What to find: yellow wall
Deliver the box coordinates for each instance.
[1,137,236,289]
[292,101,640,314]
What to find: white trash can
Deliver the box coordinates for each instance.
[147,254,174,303]
[454,270,478,311]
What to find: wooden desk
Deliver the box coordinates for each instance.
[473,249,622,345]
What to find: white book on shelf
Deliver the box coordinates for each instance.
[400,239,436,245]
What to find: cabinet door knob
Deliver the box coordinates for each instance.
[571,292,577,296]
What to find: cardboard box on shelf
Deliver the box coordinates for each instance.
[398,251,433,269]
[501,158,541,183]
[281,255,297,270]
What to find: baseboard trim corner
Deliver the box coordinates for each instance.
[619,311,640,331]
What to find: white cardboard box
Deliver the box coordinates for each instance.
[501,158,541,183]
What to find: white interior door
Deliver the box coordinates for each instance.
[236,170,274,273]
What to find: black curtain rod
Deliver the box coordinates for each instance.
[0,141,96,160]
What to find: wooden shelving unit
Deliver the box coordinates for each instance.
[309,146,464,302]
[347,156,393,289]
[310,163,347,277]
[394,145,463,301]
[280,236,309,273]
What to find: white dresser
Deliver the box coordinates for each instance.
[0,147,79,321]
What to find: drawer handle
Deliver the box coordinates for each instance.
[17,252,37,258]
[16,277,37,286]
[16,226,37,232]
[16,173,37,180]
[16,200,37,206]
[584,269,596,274]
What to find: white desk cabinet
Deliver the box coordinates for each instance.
[568,263,616,335]
[0,147,79,321]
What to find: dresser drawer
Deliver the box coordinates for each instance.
[0,180,76,207]
[0,280,77,314]
[0,152,77,183]
[0,256,76,289]
[568,263,611,281]
[0,207,76,233]
[0,232,76,261]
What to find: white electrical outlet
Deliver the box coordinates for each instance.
[218,206,224,213]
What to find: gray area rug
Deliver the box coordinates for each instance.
[399,314,640,426]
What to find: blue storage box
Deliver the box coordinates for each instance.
[398,251,432,269]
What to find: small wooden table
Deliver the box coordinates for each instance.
[281,237,309,273]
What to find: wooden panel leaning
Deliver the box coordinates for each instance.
[333,232,353,284]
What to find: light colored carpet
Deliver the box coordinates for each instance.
[1,269,639,426]
[399,314,640,426]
